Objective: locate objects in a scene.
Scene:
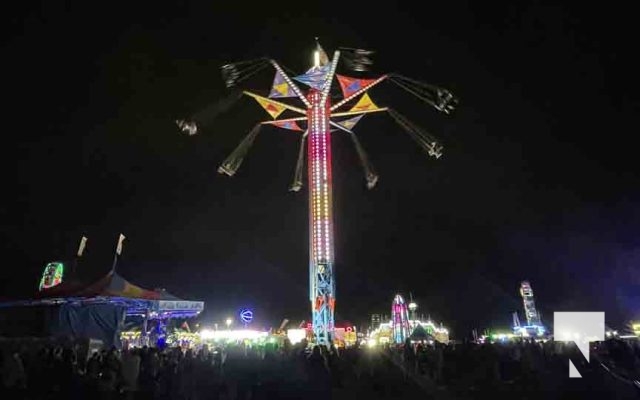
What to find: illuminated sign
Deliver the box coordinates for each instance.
[240,309,254,324]
[39,262,64,291]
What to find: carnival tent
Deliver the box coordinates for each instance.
[27,270,204,319]
[0,270,204,347]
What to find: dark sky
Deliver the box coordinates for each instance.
[1,2,639,335]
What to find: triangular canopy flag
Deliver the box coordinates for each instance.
[337,114,364,130]
[349,92,379,112]
[294,64,331,90]
[336,75,378,99]
[269,71,296,98]
[253,96,287,119]
[273,120,304,131]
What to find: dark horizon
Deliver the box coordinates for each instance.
[1,2,639,337]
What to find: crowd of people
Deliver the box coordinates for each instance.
[2,336,640,399]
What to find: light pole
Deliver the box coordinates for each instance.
[225,318,233,330]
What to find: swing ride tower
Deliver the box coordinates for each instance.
[306,86,337,346]
[177,41,457,345]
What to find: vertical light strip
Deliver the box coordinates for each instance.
[319,50,340,106]
[307,90,333,266]
[308,86,335,340]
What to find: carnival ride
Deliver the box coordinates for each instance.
[392,294,411,344]
[513,280,546,336]
[368,294,449,345]
[177,41,457,345]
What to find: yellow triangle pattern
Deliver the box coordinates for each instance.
[349,93,379,112]
[255,96,286,119]
[273,82,290,97]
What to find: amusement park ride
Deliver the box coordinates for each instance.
[367,293,449,345]
[177,41,457,345]
[392,294,411,344]
[480,281,547,343]
[513,280,546,337]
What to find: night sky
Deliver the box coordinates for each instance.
[1,2,639,336]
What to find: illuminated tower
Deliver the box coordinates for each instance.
[178,41,457,346]
[306,83,336,344]
[520,281,541,326]
[392,294,411,344]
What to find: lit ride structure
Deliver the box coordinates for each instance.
[178,42,457,345]
[369,293,449,345]
[392,294,410,344]
[513,280,546,336]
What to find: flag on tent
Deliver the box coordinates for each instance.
[77,236,88,257]
[349,93,379,112]
[272,120,304,131]
[253,95,287,119]
[293,64,331,90]
[115,233,126,256]
[336,75,377,99]
[337,114,364,130]
[268,71,296,98]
